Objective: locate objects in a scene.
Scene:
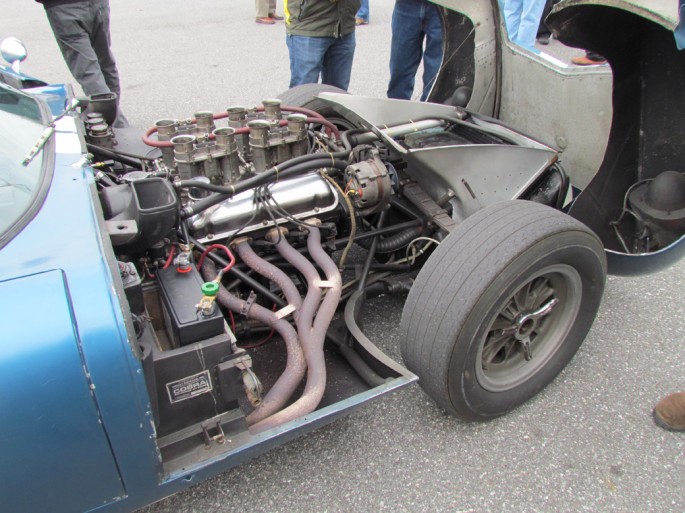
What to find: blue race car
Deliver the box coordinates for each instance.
[1,1,683,512]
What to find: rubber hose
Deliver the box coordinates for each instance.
[87,143,145,168]
[356,225,424,253]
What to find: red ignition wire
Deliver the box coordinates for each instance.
[197,244,236,276]
[237,303,277,349]
[162,245,176,270]
[238,328,276,350]
[228,310,236,334]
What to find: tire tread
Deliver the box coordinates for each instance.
[400,200,606,419]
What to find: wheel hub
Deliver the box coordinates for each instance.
[510,298,559,360]
[477,265,583,393]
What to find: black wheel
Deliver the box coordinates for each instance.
[400,200,607,421]
[277,84,357,130]
[277,83,348,111]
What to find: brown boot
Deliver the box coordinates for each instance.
[571,55,607,66]
[653,392,685,432]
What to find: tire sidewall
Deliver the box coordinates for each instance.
[448,231,605,419]
[277,83,350,120]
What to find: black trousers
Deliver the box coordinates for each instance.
[44,0,121,97]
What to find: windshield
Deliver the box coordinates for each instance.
[0,84,46,238]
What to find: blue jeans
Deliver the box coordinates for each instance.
[387,0,443,101]
[356,0,369,22]
[502,0,546,51]
[676,0,685,50]
[286,32,356,91]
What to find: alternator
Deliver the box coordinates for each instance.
[345,154,394,215]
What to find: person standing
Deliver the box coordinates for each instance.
[387,0,443,101]
[356,0,370,25]
[35,0,128,126]
[255,0,283,25]
[501,0,547,52]
[284,0,361,91]
[676,0,685,49]
[535,0,559,45]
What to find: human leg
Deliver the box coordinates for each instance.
[255,0,270,18]
[536,0,555,44]
[88,0,127,127]
[502,0,523,42]
[676,0,685,49]
[89,0,120,98]
[513,0,546,50]
[419,1,443,101]
[321,32,356,90]
[286,35,328,88]
[269,0,283,20]
[44,2,111,96]
[387,0,425,100]
[356,0,370,23]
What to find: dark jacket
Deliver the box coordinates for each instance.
[35,0,90,7]
[285,0,361,38]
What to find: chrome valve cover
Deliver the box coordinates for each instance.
[189,172,339,242]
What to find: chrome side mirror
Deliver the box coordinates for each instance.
[1,37,28,73]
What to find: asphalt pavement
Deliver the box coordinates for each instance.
[2,1,684,512]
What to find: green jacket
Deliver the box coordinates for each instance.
[285,0,361,38]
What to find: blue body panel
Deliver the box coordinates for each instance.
[31,83,72,115]
[0,95,161,511]
[0,271,125,512]
[0,85,416,513]
[0,63,47,89]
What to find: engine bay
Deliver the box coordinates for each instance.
[83,93,568,472]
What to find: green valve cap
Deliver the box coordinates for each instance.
[202,281,220,296]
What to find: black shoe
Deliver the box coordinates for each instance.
[537,34,550,45]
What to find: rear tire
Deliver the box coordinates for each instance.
[277,84,357,130]
[277,83,349,113]
[400,200,607,421]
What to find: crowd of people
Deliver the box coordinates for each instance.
[256,0,444,99]
[33,0,613,120]
[33,0,445,113]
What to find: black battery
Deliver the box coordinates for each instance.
[156,265,224,347]
[151,331,244,438]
